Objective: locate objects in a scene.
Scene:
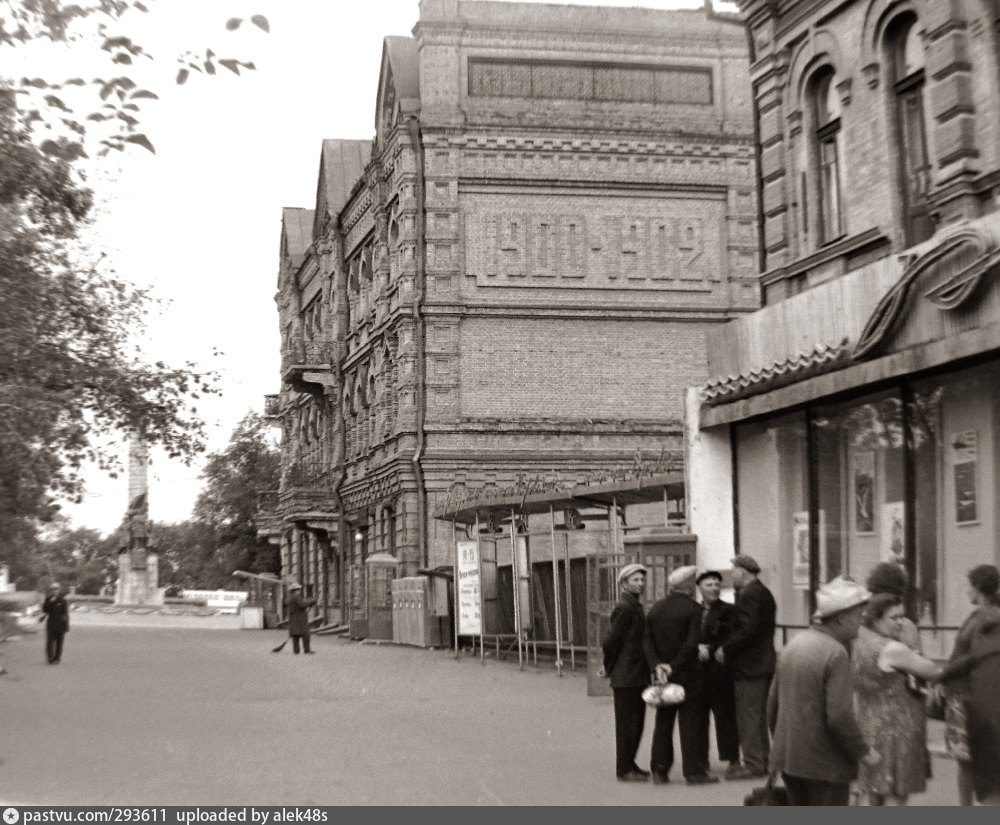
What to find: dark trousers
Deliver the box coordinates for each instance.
[613,687,646,777]
[46,629,64,663]
[706,676,740,763]
[650,686,710,779]
[782,773,851,806]
[291,631,311,654]
[735,677,771,773]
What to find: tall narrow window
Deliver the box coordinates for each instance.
[813,71,844,243]
[891,17,932,246]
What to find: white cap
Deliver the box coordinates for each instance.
[668,565,698,587]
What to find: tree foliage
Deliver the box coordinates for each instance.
[1,0,269,157]
[0,111,220,554]
[191,412,280,585]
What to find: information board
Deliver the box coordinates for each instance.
[456,540,482,636]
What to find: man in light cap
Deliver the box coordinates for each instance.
[642,564,718,785]
[767,577,878,805]
[602,563,650,782]
[718,554,776,779]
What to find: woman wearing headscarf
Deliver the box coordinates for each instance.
[936,564,1000,805]
[601,563,650,783]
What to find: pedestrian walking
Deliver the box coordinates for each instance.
[41,582,69,664]
[936,564,1000,805]
[285,583,316,655]
[852,593,941,806]
[768,576,878,806]
[643,565,717,785]
[601,563,650,783]
[696,569,740,778]
[716,554,775,779]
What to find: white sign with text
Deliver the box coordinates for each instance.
[456,540,482,636]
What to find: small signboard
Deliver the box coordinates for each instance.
[456,540,482,636]
[181,590,248,614]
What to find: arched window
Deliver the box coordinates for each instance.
[813,69,844,243]
[889,15,932,246]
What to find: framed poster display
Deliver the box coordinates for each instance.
[952,430,978,525]
[792,510,827,589]
[852,450,875,534]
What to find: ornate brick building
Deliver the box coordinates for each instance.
[266,0,756,636]
[689,0,1000,653]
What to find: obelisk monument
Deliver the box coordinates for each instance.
[114,427,163,605]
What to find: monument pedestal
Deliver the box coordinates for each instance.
[115,550,164,606]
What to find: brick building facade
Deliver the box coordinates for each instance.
[688,0,1000,654]
[266,0,756,636]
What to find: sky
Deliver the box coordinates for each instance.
[16,0,736,534]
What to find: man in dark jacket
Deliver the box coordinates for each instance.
[286,583,316,654]
[601,563,650,782]
[696,569,741,778]
[41,582,69,664]
[643,565,718,785]
[769,576,875,805]
[716,554,776,779]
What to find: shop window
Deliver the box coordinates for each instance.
[813,391,906,591]
[735,411,809,628]
[888,15,932,247]
[812,70,844,244]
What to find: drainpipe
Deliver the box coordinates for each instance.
[742,11,767,307]
[406,115,428,571]
[331,222,349,618]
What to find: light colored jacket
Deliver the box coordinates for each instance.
[767,625,868,783]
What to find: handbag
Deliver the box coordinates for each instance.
[743,774,790,806]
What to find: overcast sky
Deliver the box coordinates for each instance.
[36,0,735,533]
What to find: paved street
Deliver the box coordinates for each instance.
[0,627,959,806]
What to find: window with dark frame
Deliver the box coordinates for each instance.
[890,15,933,247]
[813,70,844,244]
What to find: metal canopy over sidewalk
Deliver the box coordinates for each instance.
[434,472,685,524]
[435,472,693,694]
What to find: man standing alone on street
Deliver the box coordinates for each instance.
[286,583,316,654]
[716,554,776,779]
[601,563,650,783]
[644,565,718,785]
[768,577,878,805]
[41,582,69,664]
[696,569,741,778]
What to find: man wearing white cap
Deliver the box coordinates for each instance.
[767,576,879,805]
[642,565,718,785]
[601,563,650,782]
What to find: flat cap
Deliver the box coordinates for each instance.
[667,565,698,587]
[731,554,761,574]
[288,582,302,590]
[696,569,723,584]
[617,563,648,585]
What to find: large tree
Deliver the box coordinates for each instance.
[192,412,280,587]
[0,1,266,563]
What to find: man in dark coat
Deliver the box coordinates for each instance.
[716,554,776,779]
[643,565,718,785]
[601,563,650,782]
[286,583,316,654]
[41,582,69,664]
[696,569,741,778]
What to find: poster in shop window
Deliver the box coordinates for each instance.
[792,510,826,589]
[455,540,482,636]
[881,501,905,564]
[852,450,875,534]
[952,430,978,524]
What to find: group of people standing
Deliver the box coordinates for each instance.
[602,554,776,786]
[602,555,1000,806]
